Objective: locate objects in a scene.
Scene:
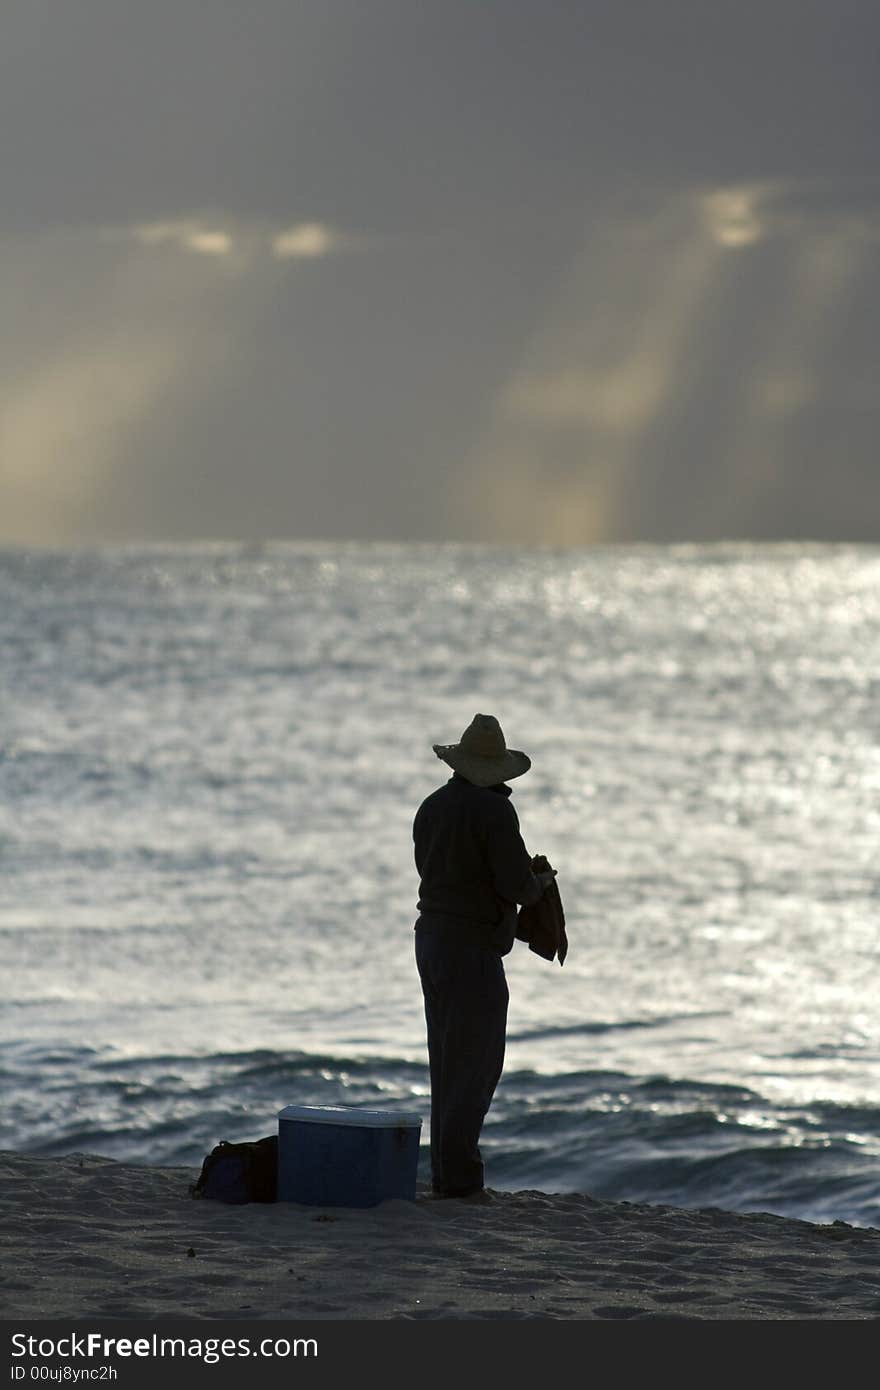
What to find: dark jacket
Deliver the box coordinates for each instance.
[413,773,543,954]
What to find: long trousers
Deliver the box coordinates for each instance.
[414,926,509,1195]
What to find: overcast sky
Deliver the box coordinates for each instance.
[1,0,878,546]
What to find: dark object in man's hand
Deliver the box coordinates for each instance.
[515,854,568,965]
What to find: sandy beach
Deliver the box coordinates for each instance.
[2,1150,879,1321]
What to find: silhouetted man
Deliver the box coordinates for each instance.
[413,713,554,1199]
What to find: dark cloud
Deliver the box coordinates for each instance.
[1,2,878,545]
[3,1,877,233]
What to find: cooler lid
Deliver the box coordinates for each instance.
[278,1104,421,1129]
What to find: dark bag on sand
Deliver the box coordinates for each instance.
[516,854,568,966]
[190,1135,278,1204]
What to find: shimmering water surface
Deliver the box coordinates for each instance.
[2,542,879,1226]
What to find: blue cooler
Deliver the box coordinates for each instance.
[277,1105,422,1207]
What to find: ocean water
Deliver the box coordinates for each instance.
[2,540,879,1228]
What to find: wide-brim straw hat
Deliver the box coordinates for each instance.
[433,713,531,787]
